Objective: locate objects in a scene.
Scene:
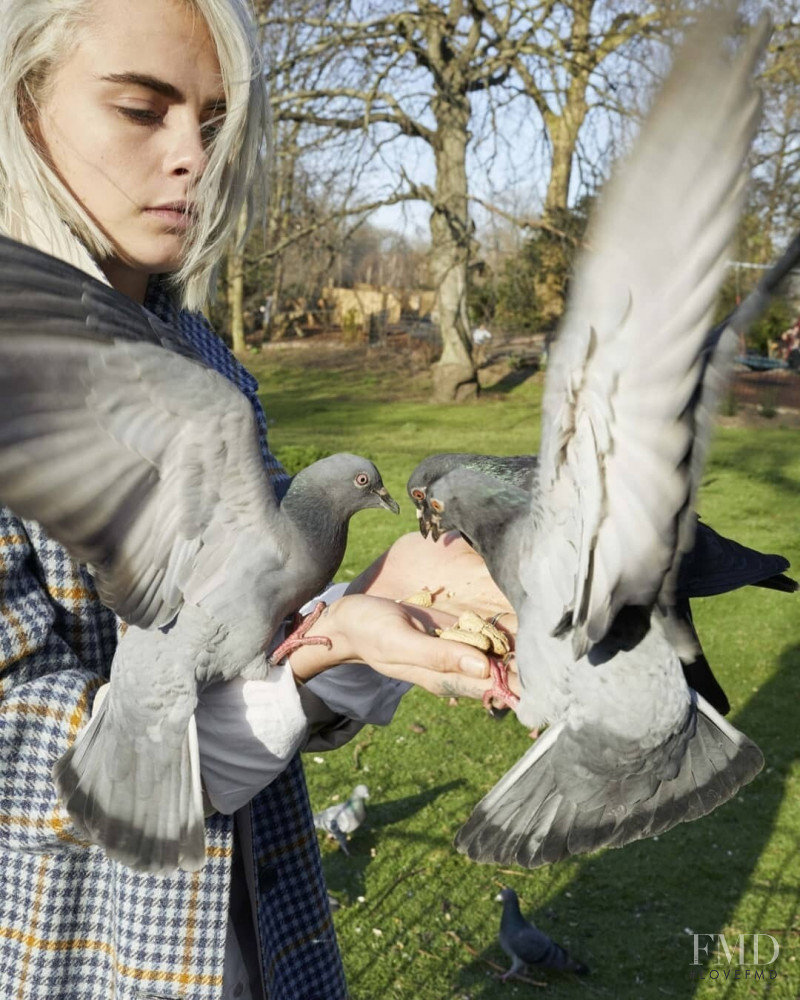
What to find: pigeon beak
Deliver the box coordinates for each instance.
[494,892,504,903]
[417,507,431,539]
[372,486,400,514]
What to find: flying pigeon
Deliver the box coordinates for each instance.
[452,6,778,868]
[0,237,399,873]
[313,784,370,853]
[417,462,797,715]
[495,888,589,978]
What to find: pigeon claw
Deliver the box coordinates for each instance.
[269,601,333,664]
[481,657,520,713]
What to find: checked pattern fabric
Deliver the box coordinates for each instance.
[0,282,347,1000]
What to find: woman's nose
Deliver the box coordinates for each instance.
[165,116,210,179]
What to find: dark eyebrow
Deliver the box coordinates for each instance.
[100,72,183,101]
[99,72,225,111]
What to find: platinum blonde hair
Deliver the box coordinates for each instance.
[0,0,267,310]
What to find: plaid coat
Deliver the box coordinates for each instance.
[0,284,347,1000]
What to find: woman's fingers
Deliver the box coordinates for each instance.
[388,664,493,700]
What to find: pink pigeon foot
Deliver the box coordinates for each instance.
[269,602,332,664]
[481,657,520,713]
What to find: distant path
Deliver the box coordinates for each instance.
[732,370,800,411]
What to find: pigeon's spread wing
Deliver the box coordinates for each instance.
[663,226,800,602]
[0,234,199,360]
[531,9,769,656]
[456,694,763,867]
[677,519,796,598]
[0,247,283,629]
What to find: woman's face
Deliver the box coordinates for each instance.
[37,0,225,300]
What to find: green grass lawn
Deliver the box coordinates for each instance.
[250,342,800,1000]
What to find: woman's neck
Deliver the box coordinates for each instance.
[100,259,149,304]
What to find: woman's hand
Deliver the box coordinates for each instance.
[289,593,497,698]
[288,532,519,701]
[348,530,517,628]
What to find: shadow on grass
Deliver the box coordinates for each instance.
[450,642,800,998]
[320,780,466,904]
[483,365,541,395]
[709,439,800,503]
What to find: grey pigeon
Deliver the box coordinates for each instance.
[409,453,797,598]
[454,7,775,868]
[313,784,370,854]
[0,239,399,873]
[407,453,537,540]
[417,463,797,715]
[495,888,588,978]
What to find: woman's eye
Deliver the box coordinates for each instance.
[201,114,224,145]
[118,107,163,126]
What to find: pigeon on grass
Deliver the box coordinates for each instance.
[0,237,399,874]
[453,6,776,868]
[313,784,370,854]
[495,888,589,979]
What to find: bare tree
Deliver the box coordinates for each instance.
[222,1,374,347]
[260,1,681,400]
[749,0,800,242]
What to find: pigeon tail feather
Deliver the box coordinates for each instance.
[455,695,762,868]
[52,694,206,874]
[754,574,798,594]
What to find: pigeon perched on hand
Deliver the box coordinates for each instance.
[495,888,588,979]
[0,237,399,873]
[417,465,797,715]
[407,453,537,540]
[313,784,370,854]
[451,7,778,868]
[410,454,797,601]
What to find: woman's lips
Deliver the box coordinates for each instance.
[144,205,194,230]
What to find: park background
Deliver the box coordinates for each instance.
[227,3,800,996]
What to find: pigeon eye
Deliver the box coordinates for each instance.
[430,499,444,512]
[411,488,425,501]
[354,472,370,487]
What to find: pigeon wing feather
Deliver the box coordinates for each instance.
[0,248,285,628]
[529,9,769,657]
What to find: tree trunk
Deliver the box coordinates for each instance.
[227,207,248,354]
[536,0,593,330]
[538,93,588,329]
[429,93,478,402]
[266,138,295,341]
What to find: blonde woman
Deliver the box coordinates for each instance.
[0,0,515,997]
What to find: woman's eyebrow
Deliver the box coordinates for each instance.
[99,71,225,113]
[99,72,183,101]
